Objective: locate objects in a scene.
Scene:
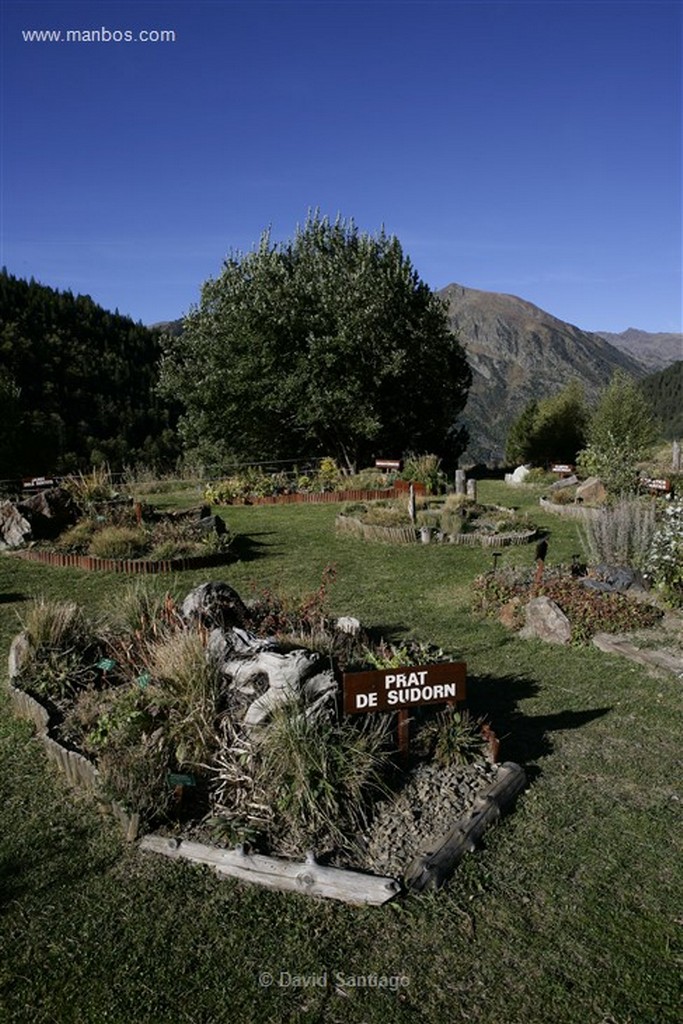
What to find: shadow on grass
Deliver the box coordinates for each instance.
[0,592,27,604]
[229,532,276,563]
[466,672,611,773]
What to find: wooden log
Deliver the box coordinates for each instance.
[139,836,401,906]
[404,762,526,892]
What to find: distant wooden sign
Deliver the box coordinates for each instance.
[550,464,574,476]
[375,459,401,470]
[343,662,466,715]
[641,477,672,493]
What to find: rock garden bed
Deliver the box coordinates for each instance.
[6,576,524,902]
[0,484,232,571]
[336,495,539,547]
[474,564,664,646]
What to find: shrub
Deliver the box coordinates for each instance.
[88,526,149,559]
[401,453,446,494]
[580,497,656,569]
[421,707,486,767]
[63,465,117,507]
[56,519,100,552]
[17,598,101,699]
[645,498,683,606]
[245,705,392,855]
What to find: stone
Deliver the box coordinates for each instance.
[16,487,78,539]
[519,596,572,645]
[582,565,646,594]
[548,474,578,491]
[181,582,248,629]
[499,598,523,630]
[510,465,531,484]
[335,616,362,635]
[575,476,607,505]
[8,632,33,679]
[196,514,227,536]
[0,501,33,549]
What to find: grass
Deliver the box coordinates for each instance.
[0,481,680,1023]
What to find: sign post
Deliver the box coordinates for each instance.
[343,662,467,757]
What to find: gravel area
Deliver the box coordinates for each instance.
[350,759,501,879]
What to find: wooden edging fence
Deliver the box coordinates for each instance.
[6,676,140,841]
[538,497,605,520]
[9,549,233,574]
[224,482,426,506]
[335,515,538,547]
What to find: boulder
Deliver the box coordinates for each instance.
[508,465,531,484]
[575,477,607,505]
[548,474,578,491]
[181,582,248,629]
[0,501,32,549]
[519,596,571,645]
[196,514,227,536]
[582,564,647,594]
[335,616,362,635]
[16,486,79,539]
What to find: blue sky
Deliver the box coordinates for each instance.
[2,0,681,332]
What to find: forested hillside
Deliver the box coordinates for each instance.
[0,271,179,476]
[640,360,683,439]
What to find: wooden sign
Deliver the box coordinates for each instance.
[641,477,671,493]
[550,464,574,476]
[343,662,466,716]
[375,459,401,470]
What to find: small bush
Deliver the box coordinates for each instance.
[88,526,149,559]
[422,707,486,767]
[17,598,101,699]
[56,519,100,552]
[580,497,656,569]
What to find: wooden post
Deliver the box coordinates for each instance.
[466,478,477,502]
[408,483,416,523]
[397,710,410,759]
[455,469,466,496]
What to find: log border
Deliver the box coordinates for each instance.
[336,514,538,547]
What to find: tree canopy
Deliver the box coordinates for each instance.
[158,215,472,471]
[0,270,180,476]
[505,380,589,466]
[577,370,658,493]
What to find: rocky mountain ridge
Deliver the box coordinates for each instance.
[437,283,658,463]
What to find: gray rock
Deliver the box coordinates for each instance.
[181,582,247,629]
[8,632,33,679]
[16,487,78,539]
[519,596,572,645]
[196,514,227,536]
[575,476,607,505]
[548,474,578,491]
[335,616,362,635]
[0,501,33,549]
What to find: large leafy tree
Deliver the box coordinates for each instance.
[577,370,658,493]
[505,380,589,466]
[158,215,471,471]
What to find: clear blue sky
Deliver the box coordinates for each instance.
[2,0,681,332]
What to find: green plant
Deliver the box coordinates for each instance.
[17,598,101,699]
[580,497,656,568]
[421,707,486,767]
[88,526,149,559]
[55,518,100,552]
[249,703,392,854]
[63,465,118,507]
[401,453,446,494]
[645,498,683,606]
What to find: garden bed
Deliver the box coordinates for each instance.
[5,577,525,901]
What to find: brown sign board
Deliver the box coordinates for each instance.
[375,459,401,470]
[551,464,574,475]
[343,662,466,715]
[641,477,671,493]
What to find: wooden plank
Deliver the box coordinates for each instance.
[139,836,401,906]
[404,762,526,892]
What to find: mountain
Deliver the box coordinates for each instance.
[437,283,648,464]
[594,328,682,373]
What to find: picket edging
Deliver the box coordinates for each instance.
[9,549,233,574]
[6,680,140,840]
[336,515,537,547]
[223,482,426,506]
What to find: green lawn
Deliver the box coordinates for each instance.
[0,483,680,1024]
